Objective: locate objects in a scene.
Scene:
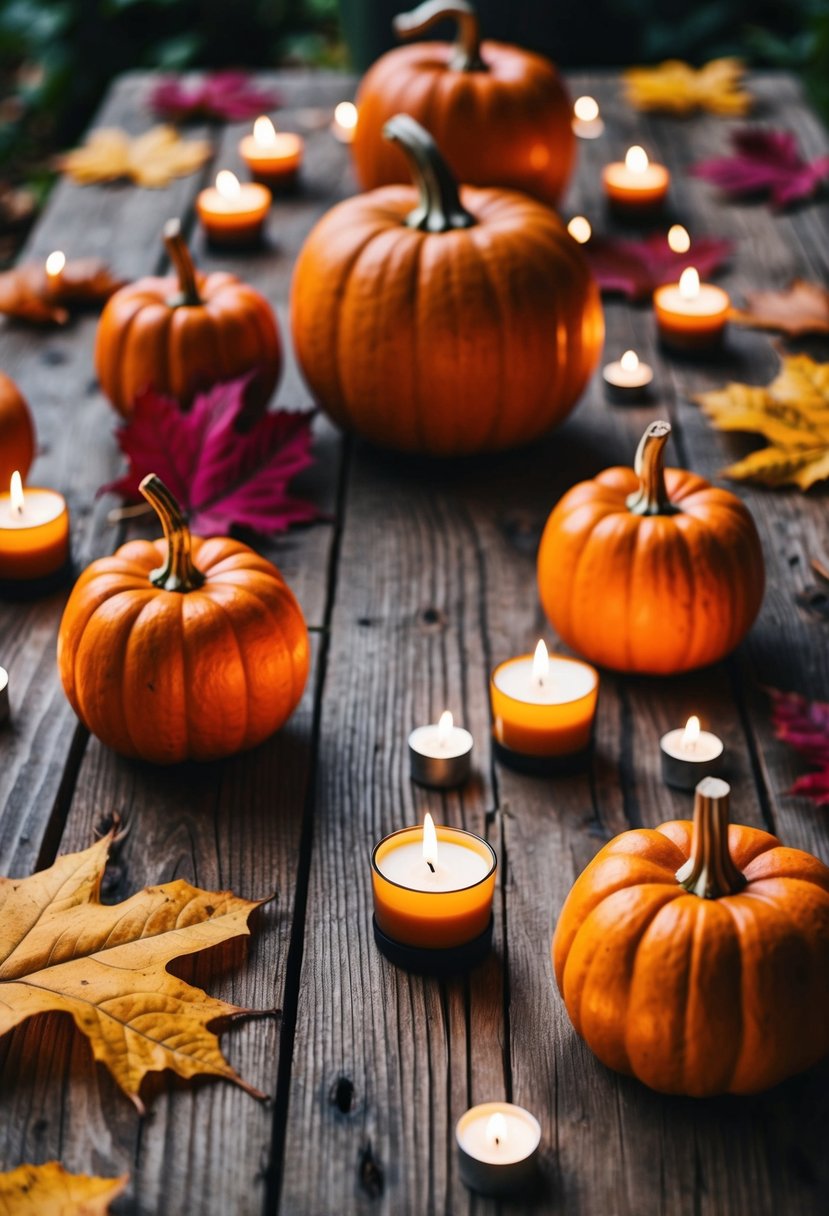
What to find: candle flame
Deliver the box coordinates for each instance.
[437,710,453,746]
[679,266,700,300]
[667,224,690,254]
[334,101,358,131]
[683,715,701,750]
[625,145,649,174]
[620,350,639,372]
[573,95,599,122]
[486,1112,508,1148]
[253,116,277,147]
[532,639,550,685]
[567,215,591,244]
[10,470,24,515]
[216,170,241,199]
[422,812,438,871]
[45,250,66,277]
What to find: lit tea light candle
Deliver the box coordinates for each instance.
[0,470,71,594]
[572,95,604,140]
[44,250,66,297]
[331,100,358,143]
[654,266,730,352]
[371,813,497,973]
[660,715,724,790]
[196,170,271,247]
[602,349,654,403]
[667,224,691,254]
[490,640,599,770]
[603,145,670,217]
[567,215,592,245]
[0,665,9,726]
[456,1102,541,1196]
[408,709,473,788]
[239,116,304,189]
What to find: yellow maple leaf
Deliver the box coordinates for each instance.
[0,1161,127,1216]
[58,125,210,188]
[623,58,752,116]
[695,354,829,490]
[0,833,270,1111]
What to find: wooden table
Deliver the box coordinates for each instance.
[1,69,827,1216]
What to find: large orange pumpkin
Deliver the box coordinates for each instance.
[57,475,308,764]
[292,114,603,456]
[537,421,764,674]
[553,777,829,1095]
[352,0,575,207]
[95,219,281,418]
[0,371,35,489]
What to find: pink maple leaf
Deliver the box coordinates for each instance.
[101,376,320,536]
[692,129,829,209]
[583,231,732,302]
[150,72,281,123]
[768,687,829,806]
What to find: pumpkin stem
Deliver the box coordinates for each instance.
[393,0,485,71]
[625,420,679,516]
[139,474,205,593]
[163,218,202,308]
[383,114,476,233]
[676,778,746,899]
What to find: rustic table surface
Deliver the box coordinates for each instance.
[0,68,827,1216]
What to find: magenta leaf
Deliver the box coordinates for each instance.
[583,231,732,302]
[150,72,281,123]
[769,687,829,806]
[692,128,829,209]
[101,376,320,536]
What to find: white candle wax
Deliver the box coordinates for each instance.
[408,722,473,760]
[604,161,667,191]
[655,282,730,318]
[493,656,596,706]
[0,487,65,530]
[376,839,490,892]
[661,727,723,763]
[456,1102,541,1196]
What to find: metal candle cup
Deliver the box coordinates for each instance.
[660,716,724,789]
[456,1103,541,1197]
[408,710,473,788]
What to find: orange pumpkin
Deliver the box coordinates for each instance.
[352,0,575,208]
[57,475,308,764]
[292,114,603,456]
[553,777,829,1095]
[0,372,35,488]
[95,219,281,418]
[537,421,764,674]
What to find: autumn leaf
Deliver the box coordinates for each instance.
[769,688,829,806]
[0,259,124,326]
[0,831,271,1111]
[58,126,210,188]
[0,1162,127,1216]
[583,230,732,302]
[730,280,829,337]
[150,71,281,123]
[623,58,752,116]
[694,354,829,490]
[691,128,829,209]
[101,376,320,535]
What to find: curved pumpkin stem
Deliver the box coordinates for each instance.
[625,420,679,517]
[139,474,205,593]
[383,114,475,233]
[676,777,746,899]
[393,0,485,71]
[163,218,202,308]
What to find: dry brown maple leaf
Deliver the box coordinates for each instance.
[58,125,210,188]
[0,260,125,325]
[0,1162,127,1216]
[730,280,829,337]
[695,353,829,489]
[0,832,270,1112]
[623,57,752,116]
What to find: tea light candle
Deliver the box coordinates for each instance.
[660,716,724,790]
[196,171,271,247]
[0,471,71,592]
[490,641,599,769]
[239,116,303,189]
[409,710,473,788]
[654,267,730,352]
[371,813,496,973]
[572,95,604,140]
[603,146,670,216]
[331,100,358,143]
[456,1103,541,1197]
[0,665,9,726]
[602,349,654,403]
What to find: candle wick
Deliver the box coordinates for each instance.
[427,861,435,873]
[494,1136,500,1146]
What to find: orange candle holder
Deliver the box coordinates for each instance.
[239,117,303,190]
[371,817,496,974]
[654,267,730,352]
[603,146,670,218]
[196,171,271,248]
[0,473,71,598]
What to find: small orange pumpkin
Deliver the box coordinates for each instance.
[537,421,764,674]
[292,114,603,456]
[57,475,308,764]
[352,0,575,208]
[0,371,35,488]
[553,777,829,1095]
[95,219,281,418]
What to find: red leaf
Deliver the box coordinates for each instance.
[101,376,320,536]
[769,687,829,806]
[150,72,282,123]
[692,128,829,209]
[583,231,732,302]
